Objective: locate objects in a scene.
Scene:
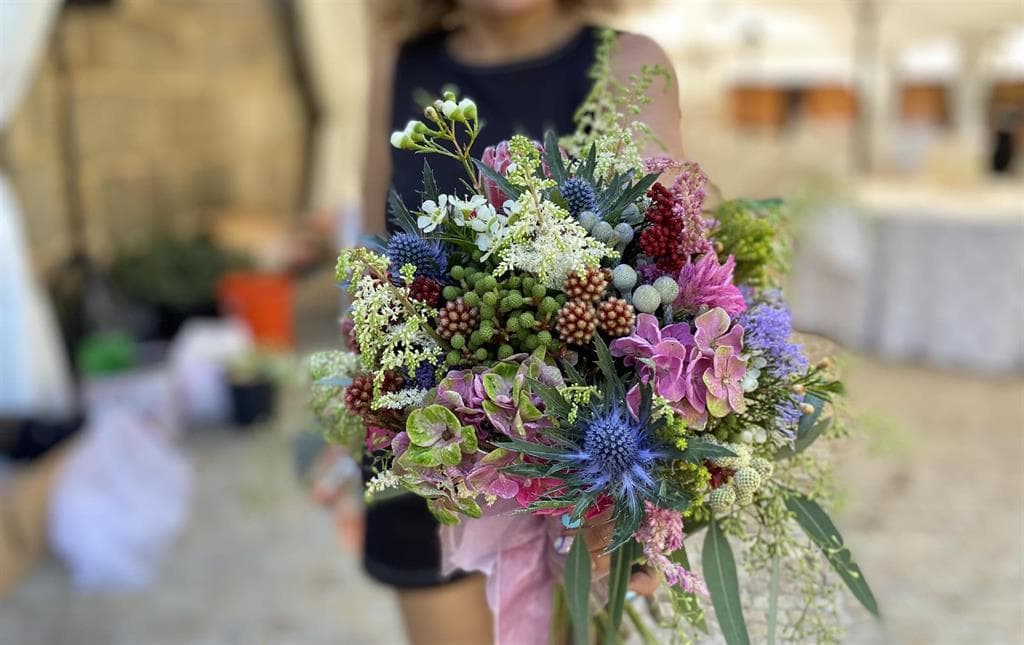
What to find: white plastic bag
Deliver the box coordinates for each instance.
[49,408,192,591]
[168,319,252,425]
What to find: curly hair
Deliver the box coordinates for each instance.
[371,0,622,40]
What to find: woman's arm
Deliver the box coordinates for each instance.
[611,33,684,160]
[361,37,399,237]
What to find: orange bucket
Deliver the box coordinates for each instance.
[217,271,294,349]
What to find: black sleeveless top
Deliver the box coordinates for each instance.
[365,26,600,589]
[387,27,600,217]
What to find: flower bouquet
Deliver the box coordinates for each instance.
[312,56,877,645]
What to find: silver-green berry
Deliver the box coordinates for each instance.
[652,276,679,305]
[708,485,736,514]
[733,467,762,495]
[613,223,634,245]
[631,284,661,313]
[591,220,614,242]
[621,203,641,223]
[611,264,637,291]
[735,491,754,507]
[577,210,598,232]
[751,457,773,479]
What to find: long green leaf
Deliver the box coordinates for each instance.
[775,393,829,459]
[703,518,750,645]
[497,438,568,461]
[674,438,737,462]
[593,335,623,399]
[766,554,780,645]
[605,538,639,644]
[785,492,880,617]
[472,159,522,200]
[387,190,419,236]
[526,377,573,420]
[565,532,592,645]
[420,160,439,203]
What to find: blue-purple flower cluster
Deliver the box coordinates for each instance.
[738,293,808,380]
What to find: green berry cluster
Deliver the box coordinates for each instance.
[441,265,568,366]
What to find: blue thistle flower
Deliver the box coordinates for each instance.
[409,360,438,390]
[566,402,662,513]
[561,178,596,217]
[385,233,448,281]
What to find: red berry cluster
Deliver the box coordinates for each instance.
[409,275,442,307]
[706,462,736,490]
[344,374,374,418]
[381,370,405,393]
[596,297,636,337]
[437,298,479,340]
[556,300,598,345]
[638,183,688,272]
[563,267,609,303]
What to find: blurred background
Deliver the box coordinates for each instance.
[0,0,1020,644]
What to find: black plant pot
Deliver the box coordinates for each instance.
[229,380,277,427]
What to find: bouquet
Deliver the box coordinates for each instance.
[312,46,877,645]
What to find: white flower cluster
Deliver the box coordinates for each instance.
[417,193,518,254]
[373,388,428,411]
[493,199,616,288]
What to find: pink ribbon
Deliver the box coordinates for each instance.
[440,500,563,645]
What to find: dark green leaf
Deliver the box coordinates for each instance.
[671,438,736,462]
[785,492,880,617]
[420,160,439,203]
[775,393,829,459]
[561,359,586,386]
[605,538,640,644]
[544,129,568,186]
[579,143,598,182]
[565,530,592,645]
[526,377,573,420]
[609,502,642,551]
[387,190,420,236]
[593,335,623,399]
[497,438,569,461]
[703,518,750,645]
[472,159,523,200]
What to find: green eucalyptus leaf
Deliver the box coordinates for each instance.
[606,538,640,643]
[565,530,592,645]
[703,518,750,645]
[784,492,880,617]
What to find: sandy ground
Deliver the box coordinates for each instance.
[1,353,1021,645]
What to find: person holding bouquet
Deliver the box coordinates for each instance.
[312,0,686,643]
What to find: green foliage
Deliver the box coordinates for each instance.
[703,518,750,645]
[711,199,790,289]
[109,235,248,311]
[76,332,137,376]
[784,492,879,616]
[565,533,593,645]
[605,538,641,644]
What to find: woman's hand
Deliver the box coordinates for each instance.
[308,447,364,552]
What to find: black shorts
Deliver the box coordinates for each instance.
[363,492,471,588]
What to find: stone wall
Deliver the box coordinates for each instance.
[5,0,310,275]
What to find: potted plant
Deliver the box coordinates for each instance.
[225,349,292,428]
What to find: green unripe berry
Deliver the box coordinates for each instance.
[479,327,495,342]
[536,330,552,346]
[463,292,481,307]
[521,276,536,292]
[555,294,568,306]
[470,330,486,346]
[733,468,762,495]
[478,319,494,332]
[531,284,546,299]
[524,334,540,350]
[450,334,466,349]
[450,265,465,280]
[446,350,462,365]
[464,271,480,286]
[478,275,498,292]
[471,250,483,262]
[482,292,498,307]
[480,304,496,320]
[518,312,535,329]
[474,348,488,361]
[506,317,521,332]
[501,292,524,311]
[539,297,559,316]
[497,344,514,359]
[442,286,462,301]
[506,276,522,289]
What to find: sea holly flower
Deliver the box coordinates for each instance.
[401,405,479,468]
[704,345,749,417]
[417,194,450,233]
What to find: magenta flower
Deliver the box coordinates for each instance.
[466,448,523,499]
[436,369,487,429]
[675,253,747,317]
[703,346,749,417]
[693,307,744,356]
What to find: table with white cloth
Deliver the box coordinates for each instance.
[789,181,1024,374]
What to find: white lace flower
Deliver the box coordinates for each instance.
[417,194,449,232]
